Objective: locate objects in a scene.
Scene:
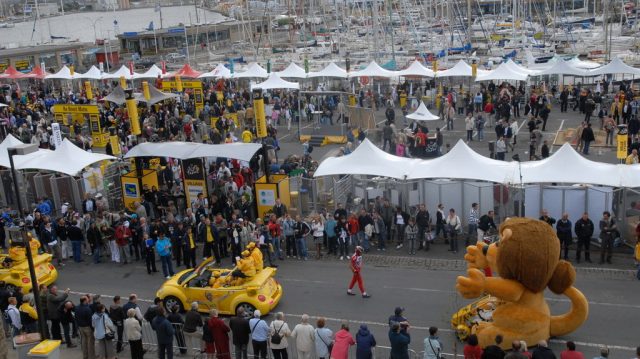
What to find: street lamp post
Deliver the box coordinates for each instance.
[7,144,46,340]
[85,16,103,44]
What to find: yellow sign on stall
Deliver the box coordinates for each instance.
[162,80,204,116]
[255,174,289,219]
[617,134,628,159]
[121,169,159,211]
[51,104,109,147]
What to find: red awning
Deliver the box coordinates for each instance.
[164,63,202,79]
[0,66,27,79]
[23,65,50,79]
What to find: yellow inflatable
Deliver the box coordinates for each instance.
[456,218,589,349]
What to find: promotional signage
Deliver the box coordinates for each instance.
[182,158,207,206]
[162,80,204,116]
[51,104,108,147]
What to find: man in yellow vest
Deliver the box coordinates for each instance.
[184,225,197,269]
[199,218,220,264]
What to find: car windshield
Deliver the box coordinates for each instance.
[177,270,195,285]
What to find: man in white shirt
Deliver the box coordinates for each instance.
[6,297,21,339]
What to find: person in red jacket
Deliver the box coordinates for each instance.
[115,221,132,264]
[463,334,483,359]
[347,214,359,252]
[208,308,231,359]
[347,246,370,298]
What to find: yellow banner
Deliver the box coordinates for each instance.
[52,104,100,114]
[617,134,628,159]
[254,98,267,138]
[184,179,207,207]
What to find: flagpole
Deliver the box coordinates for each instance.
[154,26,158,54]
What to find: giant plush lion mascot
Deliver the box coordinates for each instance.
[456,217,589,349]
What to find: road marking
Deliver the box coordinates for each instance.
[552,119,565,152]
[279,122,315,141]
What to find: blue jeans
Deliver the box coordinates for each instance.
[467,224,478,244]
[583,140,591,154]
[477,128,484,140]
[93,245,101,263]
[71,241,82,262]
[358,231,370,251]
[160,255,174,277]
[273,236,283,259]
[295,237,307,258]
[377,230,387,249]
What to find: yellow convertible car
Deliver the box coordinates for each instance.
[451,295,499,341]
[156,259,283,316]
[0,242,59,293]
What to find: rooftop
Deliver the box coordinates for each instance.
[0,42,93,57]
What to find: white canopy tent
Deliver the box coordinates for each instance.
[124,141,262,162]
[406,140,517,182]
[14,138,114,176]
[251,73,300,90]
[45,65,76,80]
[76,65,103,80]
[476,62,529,82]
[504,59,535,75]
[519,143,620,186]
[307,62,348,78]
[436,60,489,78]
[534,60,589,77]
[0,134,51,168]
[588,57,640,76]
[133,64,164,79]
[406,102,440,121]
[234,62,269,79]
[349,61,397,78]
[276,63,307,79]
[314,139,415,179]
[397,61,435,78]
[102,65,138,80]
[198,63,231,79]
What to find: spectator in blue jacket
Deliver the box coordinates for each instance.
[356,324,376,359]
[389,322,410,359]
[155,231,174,279]
[152,306,176,359]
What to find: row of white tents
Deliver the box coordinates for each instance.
[42,57,640,82]
[315,138,640,188]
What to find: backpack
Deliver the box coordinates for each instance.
[270,322,285,344]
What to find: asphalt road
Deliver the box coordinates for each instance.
[51,254,639,358]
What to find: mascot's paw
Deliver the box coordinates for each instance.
[464,243,488,270]
[456,268,486,299]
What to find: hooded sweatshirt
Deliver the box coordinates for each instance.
[356,325,376,359]
[331,329,355,359]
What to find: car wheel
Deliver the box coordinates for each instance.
[163,296,184,313]
[236,302,256,317]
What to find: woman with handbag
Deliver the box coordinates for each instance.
[314,318,333,359]
[91,303,116,359]
[269,312,291,359]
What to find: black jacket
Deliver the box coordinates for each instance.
[574,218,594,238]
[556,219,573,240]
[531,346,557,359]
[481,345,505,359]
[478,215,497,232]
[75,303,93,328]
[416,210,430,228]
[228,315,250,346]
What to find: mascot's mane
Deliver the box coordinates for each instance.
[497,218,575,294]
